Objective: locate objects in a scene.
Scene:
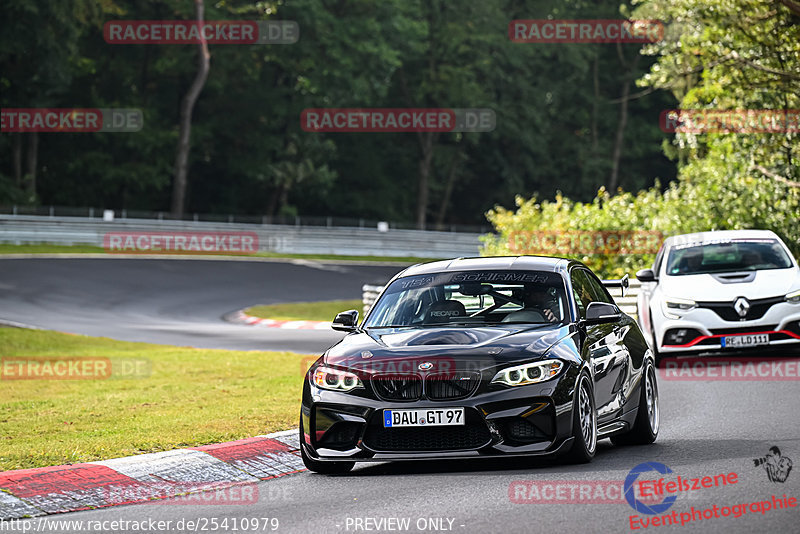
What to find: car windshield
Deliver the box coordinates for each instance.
[363,270,569,328]
[665,239,793,276]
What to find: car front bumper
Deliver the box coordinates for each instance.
[300,366,586,463]
[654,302,800,354]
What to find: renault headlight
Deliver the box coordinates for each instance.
[786,290,800,304]
[661,297,696,319]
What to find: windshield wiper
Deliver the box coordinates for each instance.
[485,321,555,325]
[366,322,479,328]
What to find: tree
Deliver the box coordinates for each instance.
[170,0,210,218]
[0,0,677,229]
[0,0,100,203]
[482,0,800,277]
[632,0,800,183]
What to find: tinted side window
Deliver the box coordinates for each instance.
[570,269,594,319]
[583,270,614,304]
[653,245,665,274]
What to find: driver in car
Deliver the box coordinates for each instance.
[504,285,561,323]
[680,251,704,273]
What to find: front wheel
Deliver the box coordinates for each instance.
[650,318,664,368]
[563,373,597,464]
[611,359,659,446]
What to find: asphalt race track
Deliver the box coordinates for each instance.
[0,257,403,353]
[3,257,799,533]
[19,379,800,533]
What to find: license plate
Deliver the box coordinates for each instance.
[721,334,769,348]
[383,408,464,428]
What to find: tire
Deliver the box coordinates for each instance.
[649,313,664,368]
[611,359,659,446]
[652,342,663,368]
[563,373,597,464]
[299,418,354,474]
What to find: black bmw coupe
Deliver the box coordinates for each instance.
[300,256,659,473]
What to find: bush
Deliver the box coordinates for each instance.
[482,171,799,279]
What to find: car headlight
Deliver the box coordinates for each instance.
[661,297,696,319]
[491,360,563,387]
[786,290,800,304]
[312,366,363,392]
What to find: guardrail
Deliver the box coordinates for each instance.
[362,280,641,318]
[0,205,492,233]
[362,284,386,315]
[0,215,484,259]
[608,280,641,318]
[1,212,642,317]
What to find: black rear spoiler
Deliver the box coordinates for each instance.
[601,273,629,297]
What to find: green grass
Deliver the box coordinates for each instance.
[0,243,106,254]
[0,243,432,263]
[245,300,362,322]
[254,252,429,263]
[0,327,316,471]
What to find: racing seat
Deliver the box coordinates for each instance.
[424,300,466,324]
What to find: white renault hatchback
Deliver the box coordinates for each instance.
[636,230,800,363]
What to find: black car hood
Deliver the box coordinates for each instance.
[325,324,573,372]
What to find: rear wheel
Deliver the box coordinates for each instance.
[563,373,597,464]
[299,417,354,474]
[611,360,659,446]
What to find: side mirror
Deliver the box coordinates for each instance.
[636,268,658,283]
[332,309,359,332]
[582,302,622,326]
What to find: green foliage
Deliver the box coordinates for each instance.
[0,173,27,204]
[482,187,661,278]
[483,0,800,278]
[246,299,362,322]
[0,0,674,227]
[632,0,800,183]
[483,173,798,278]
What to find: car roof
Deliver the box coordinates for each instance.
[396,256,572,278]
[663,229,780,248]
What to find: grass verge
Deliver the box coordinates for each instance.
[0,327,313,471]
[0,243,432,264]
[245,300,362,322]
